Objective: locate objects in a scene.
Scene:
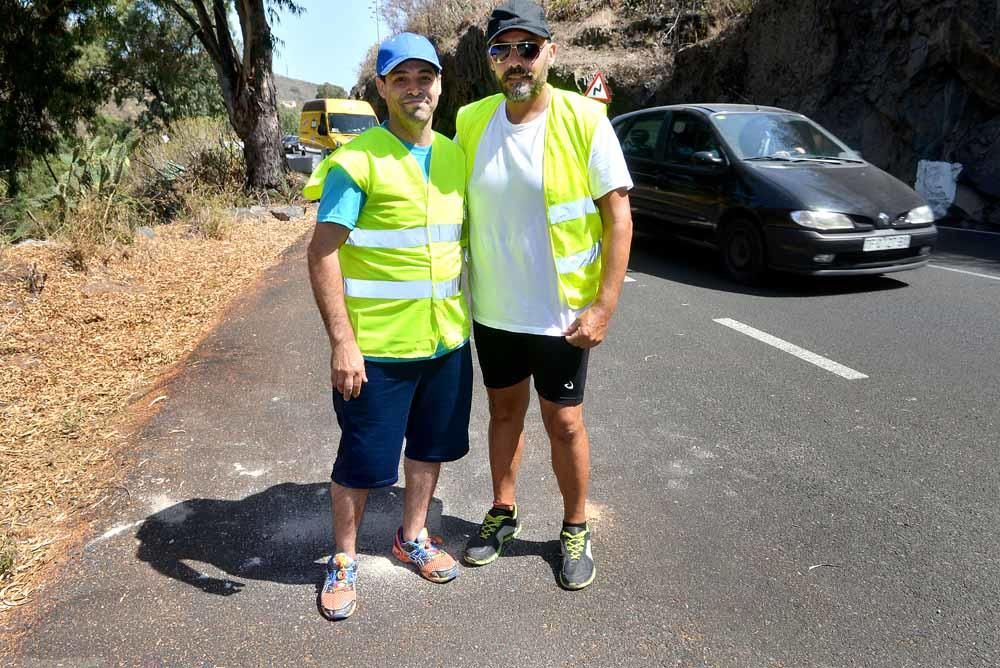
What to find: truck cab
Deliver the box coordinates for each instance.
[299,99,379,153]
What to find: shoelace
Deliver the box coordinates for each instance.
[562,531,587,561]
[325,563,356,592]
[405,535,445,564]
[479,513,505,539]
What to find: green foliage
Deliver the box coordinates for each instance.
[0,0,112,197]
[105,0,226,129]
[280,106,300,134]
[316,82,348,99]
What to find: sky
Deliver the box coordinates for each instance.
[271,0,382,89]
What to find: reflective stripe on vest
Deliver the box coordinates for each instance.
[345,223,463,248]
[555,240,602,275]
[344,277,461,300]
[548,197,598,225]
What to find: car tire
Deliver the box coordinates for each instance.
[720,218,767,285]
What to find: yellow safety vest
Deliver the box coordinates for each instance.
[303,127,470,359]
[455,85,607,310]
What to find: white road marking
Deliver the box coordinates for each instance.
[714,318,868,380]
[624,276,636,283]
[928,264,1000,281]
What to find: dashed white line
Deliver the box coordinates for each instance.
[714,318,868,380]
[928,264,1000,281]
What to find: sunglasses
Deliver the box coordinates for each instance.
[487,41,544,64]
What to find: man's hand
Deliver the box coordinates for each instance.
[564,305,610,349]
[331,340,367,400]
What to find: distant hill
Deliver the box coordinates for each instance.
[100,73,324,122]
[274,74,324,108]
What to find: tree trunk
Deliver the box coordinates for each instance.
[164,0,288,191]
[234,70,286,190]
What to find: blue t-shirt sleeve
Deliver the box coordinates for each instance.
[316,165,366,229]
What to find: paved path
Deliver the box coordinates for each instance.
[8,230,1000,666]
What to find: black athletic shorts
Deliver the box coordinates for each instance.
[472,321,589,406]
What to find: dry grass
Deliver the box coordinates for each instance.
[0,210,312,614]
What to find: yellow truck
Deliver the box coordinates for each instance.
[298,98,379,153]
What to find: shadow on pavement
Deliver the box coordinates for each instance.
[135,482,561,595]
[628,232,911,297]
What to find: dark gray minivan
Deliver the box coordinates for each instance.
[611,104,938,283]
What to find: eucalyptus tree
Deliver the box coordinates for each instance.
[159,0,302,190]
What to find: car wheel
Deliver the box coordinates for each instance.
[720,218,767,285]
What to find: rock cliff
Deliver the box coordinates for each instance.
[356,0,999,225]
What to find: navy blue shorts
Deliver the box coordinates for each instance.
[330,343,472,488]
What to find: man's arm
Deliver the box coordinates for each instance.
[564,187,633,348]
[307,223,368,399]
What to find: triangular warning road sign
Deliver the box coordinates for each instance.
[584,72,612,104]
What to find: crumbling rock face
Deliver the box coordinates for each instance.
[356,0,998,224]
[657,0,1000,224]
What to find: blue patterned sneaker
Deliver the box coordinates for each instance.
[392,527,459,583]
[318,552,358,620]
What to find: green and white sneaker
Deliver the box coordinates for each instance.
[464,505,521,566]
[559,524,596,590]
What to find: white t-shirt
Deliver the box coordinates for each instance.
[467,104,633,336]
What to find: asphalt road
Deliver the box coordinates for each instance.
[8,228,999,667]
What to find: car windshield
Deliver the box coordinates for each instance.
[328,113,377,134]
[710,112,861,162]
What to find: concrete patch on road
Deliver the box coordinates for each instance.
[232,463,269,478]
[148,495,193,525]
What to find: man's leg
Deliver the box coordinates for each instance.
[538,399,589,524]
[330,482,368,557]
[392,344,471,582]
[401,458,441,541]
[486,379,531,508]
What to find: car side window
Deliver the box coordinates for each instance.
[620,115,664,161]
[665,112,721,165]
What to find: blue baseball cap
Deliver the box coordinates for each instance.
[376,32,442,76]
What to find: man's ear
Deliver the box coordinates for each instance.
[548,42,558,64]
[375,76,387,101]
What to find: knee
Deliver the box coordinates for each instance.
[488,396,527,427]
[545,414,585,447]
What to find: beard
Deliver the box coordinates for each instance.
[498,61,549,102]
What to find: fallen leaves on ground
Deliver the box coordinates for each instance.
[0,213,313,614]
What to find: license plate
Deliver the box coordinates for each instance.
[863,235,910,252]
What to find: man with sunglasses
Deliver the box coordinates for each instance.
[454,0,633,591]
[304,33,471,620]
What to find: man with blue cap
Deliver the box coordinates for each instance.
[304,32,471,621]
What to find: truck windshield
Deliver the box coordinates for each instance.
[328,113,377,135]
[711,112,860,161]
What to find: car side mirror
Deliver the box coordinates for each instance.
[317,116,328,136]
[692,150,724,166]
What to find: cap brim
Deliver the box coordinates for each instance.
[487,26,551,43]
[377,56,442,76]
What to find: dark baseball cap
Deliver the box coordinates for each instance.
[376,32,442,76]
[486,0,552,43]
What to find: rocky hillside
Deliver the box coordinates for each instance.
[355,0,999,226]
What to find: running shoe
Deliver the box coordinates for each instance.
[392,527,459,583]
[464,505,520,566]
[318,552,358,620]
[559,525,596,590]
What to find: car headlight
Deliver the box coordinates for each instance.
[904,205,934,225]
[790,210,855,230]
